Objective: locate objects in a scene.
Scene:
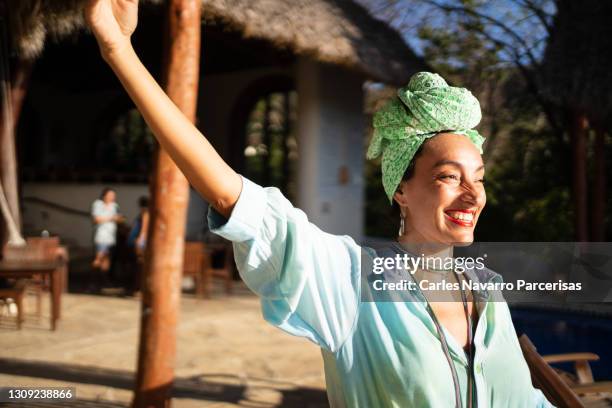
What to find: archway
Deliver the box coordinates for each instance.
[228,76,298,202]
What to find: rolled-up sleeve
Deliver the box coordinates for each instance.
[208,176,361,352]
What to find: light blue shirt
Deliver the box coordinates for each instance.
[208,176,555,408]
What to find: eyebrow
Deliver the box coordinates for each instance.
[432,160,485,172]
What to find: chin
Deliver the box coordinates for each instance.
[441,232,474,246]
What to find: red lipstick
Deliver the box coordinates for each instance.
[444,209,476,227]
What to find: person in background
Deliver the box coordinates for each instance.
[127,195,149,294]
[128,195,149,259]
[91,187,123,286]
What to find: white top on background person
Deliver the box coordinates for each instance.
[91,189,120,246]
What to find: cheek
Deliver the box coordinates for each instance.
[408,183,451,218]
[431,183,458,207]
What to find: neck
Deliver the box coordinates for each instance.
[398,241,454,260]
[397,231,454,258]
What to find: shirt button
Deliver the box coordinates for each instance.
[475,363,483,374]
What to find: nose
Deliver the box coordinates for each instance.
[459,180,482,205]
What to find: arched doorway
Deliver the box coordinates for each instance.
[229,76,298,202]
[90,104,156,182]
[99,108,156,176]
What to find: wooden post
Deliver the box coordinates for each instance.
[591,128,606,241]
[132,0,201,407]
[0,180,25,246]
[0,50,33,242]
[570,110,589,242]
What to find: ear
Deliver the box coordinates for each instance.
[393,181,409,208]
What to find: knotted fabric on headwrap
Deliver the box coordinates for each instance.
[367,72,485,203]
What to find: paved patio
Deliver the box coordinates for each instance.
[0,282,328,407]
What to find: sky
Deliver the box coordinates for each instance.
[355,0,555,64]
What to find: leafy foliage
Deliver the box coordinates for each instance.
[101,108,156,174]
[362,0,583,241]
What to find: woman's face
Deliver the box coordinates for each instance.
[393,133,486,245]
[103,190,116,204]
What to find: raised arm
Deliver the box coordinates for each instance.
[85,0,241,218]
[85,1,362,352]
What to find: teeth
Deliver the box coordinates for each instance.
[447,211,474,222]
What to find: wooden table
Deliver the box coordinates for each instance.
[0,259,63,330]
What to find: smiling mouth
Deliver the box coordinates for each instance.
[444,209,476,227]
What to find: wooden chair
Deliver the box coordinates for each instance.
[2,238,68,320]
[0,279,27,329]
[182,242,234,298]
[2,245,45,322]
[183,242,207,298]
[202,243,233,298]
[24,237,69,318]
[25,237,69,292]
[519,334,612,408]
[544,352,601,386]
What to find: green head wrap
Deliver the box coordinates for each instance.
[366,72,485,203]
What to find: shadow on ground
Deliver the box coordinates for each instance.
[0,357,329,407]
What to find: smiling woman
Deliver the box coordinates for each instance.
[84,1,554,406]
[394,132,486,244]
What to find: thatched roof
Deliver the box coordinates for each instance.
[7,0,423,85]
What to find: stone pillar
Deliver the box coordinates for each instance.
[296,57,365,240]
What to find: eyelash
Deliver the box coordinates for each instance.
[438,175,486,184]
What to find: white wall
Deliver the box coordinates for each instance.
[296,57,366,240]
[22,62,367,246]
[23,183,148,247]
[22,183,207,247]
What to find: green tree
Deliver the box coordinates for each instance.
[362,0,610,241]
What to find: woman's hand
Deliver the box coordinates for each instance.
[85,0,138,57]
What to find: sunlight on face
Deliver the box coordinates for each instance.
[393,133,486,245]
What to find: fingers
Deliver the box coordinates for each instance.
[83,0,101,29]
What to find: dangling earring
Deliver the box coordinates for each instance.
[398,211,405,237]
